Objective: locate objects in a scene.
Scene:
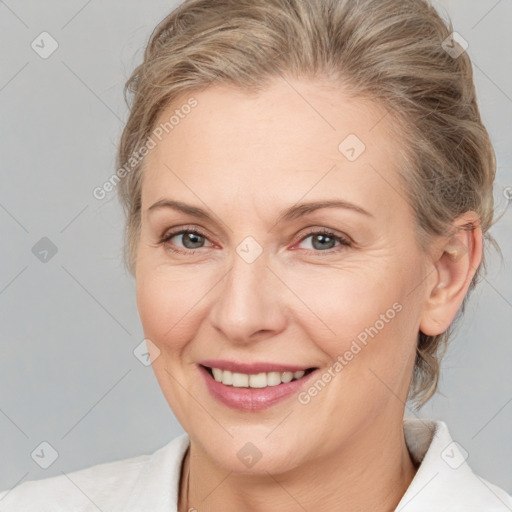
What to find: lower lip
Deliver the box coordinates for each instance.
[198,365,317,411]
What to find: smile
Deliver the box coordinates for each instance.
[198,363,319,411]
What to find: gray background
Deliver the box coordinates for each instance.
[0,0,511,496]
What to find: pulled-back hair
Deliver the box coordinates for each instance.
[117,0,499,407]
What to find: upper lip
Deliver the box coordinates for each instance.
[199,359,315,374]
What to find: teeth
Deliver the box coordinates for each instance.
[222,370,233,385]
[267,372,282,386]
[281,371,293,383]
[209,367,308,388]
[232,372,249,387]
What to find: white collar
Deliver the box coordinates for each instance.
[122,418,512,511]
[397,417,512,510]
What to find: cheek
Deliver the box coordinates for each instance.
[135,268,202,420]
[135,266,202,353]
[286,264,398,340]
[286,259,419,381]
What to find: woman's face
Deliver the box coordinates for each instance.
[136,77,431,473]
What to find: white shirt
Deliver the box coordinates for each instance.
[1,418,511,511]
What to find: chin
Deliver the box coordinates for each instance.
[191,427,307,476]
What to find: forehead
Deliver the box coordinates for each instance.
[142,78,409,219]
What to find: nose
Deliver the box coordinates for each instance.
[209,249,287,344]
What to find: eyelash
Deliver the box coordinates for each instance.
[159,226,352,256]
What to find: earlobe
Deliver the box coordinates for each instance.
[419,212,483,337]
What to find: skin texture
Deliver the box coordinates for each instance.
[135,77,482,512]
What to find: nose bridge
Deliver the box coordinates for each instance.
[209,244,286,343]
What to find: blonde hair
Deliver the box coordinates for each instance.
[117,0,499,407]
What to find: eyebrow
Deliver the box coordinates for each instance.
[147,198,373,222]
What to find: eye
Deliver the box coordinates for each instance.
[160,227,213,254]
[295,229,351,254]
[159,227,352,256]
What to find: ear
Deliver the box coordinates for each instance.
[419,211,483,336]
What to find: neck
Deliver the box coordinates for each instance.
[178,415,417,512]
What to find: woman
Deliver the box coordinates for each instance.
[1,0,510,510]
